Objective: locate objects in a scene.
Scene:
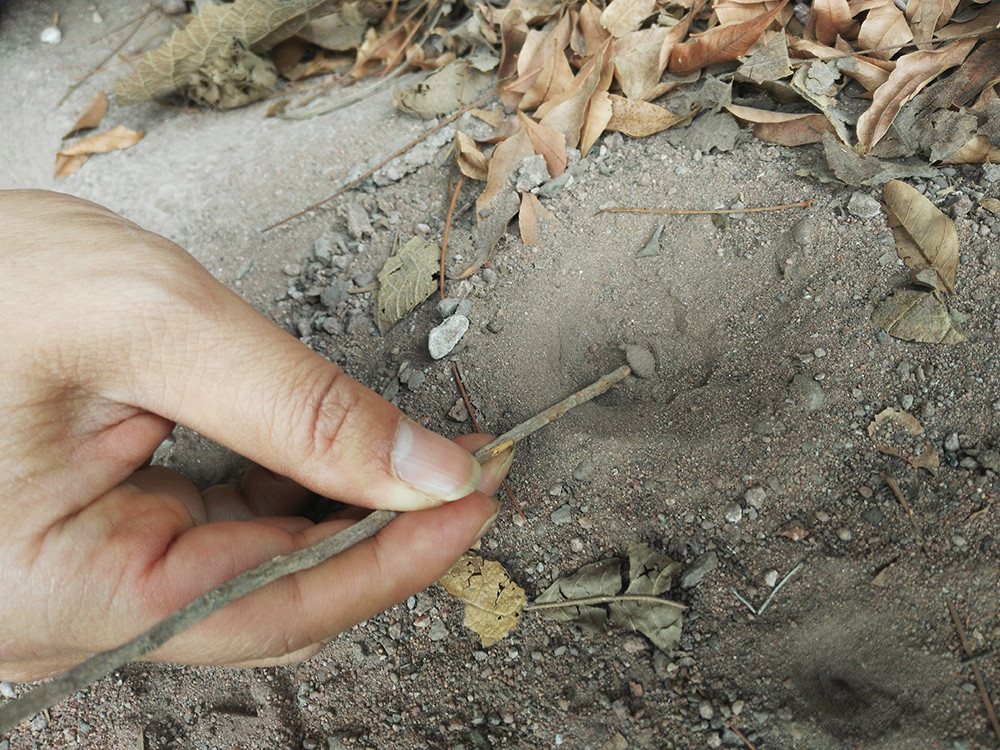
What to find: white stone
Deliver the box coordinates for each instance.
[428,314,469,359]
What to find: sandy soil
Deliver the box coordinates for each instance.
[2,2,1000,749]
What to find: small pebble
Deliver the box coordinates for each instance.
[680,551,719,588]
[569,538,584,553]
[40,25,62,44]
[624,344,656,378]
[428,315,469,359]
[699,702,715,720]
[837,527,852,541]
[551,504,573,525]
[572,458,594,481]
[764,570,779,587]
[724,502,743,524]
[815,509,830,522]
[847,191,881,219]
[282,262,302,276]
[745,487,766,509]
[945,432,960,452]
[0,682,16,698]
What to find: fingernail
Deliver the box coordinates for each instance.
[478,445,515,496]
[474,499,501,543]
[392,420,482,503]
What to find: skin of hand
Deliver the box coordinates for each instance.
[0,189,511,681]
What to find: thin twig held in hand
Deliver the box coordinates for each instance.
[0,365,630,733]
[598,200,811,216]
[525,594,687,611]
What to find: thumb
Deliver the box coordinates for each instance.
[105,234,480,511]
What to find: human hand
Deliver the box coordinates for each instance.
[0,190,510,681]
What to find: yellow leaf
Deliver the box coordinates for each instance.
[607,95,685,138]
[439,553,526,647]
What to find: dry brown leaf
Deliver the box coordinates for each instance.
[906,0,961,44]
[856,38,976,153]
[607,95,686,138]
[612,21,692,101]
[497,8,528,87]
[392,58,495,119]
[116,0,339,106]
[809,0,858,45]
[517,111,567,178]
[872,289,966,344]
[856,0,912,60]
[536,47,608,150]
[882,179,958,293]
[462,188,521,279]
[580,90,615,156]
[715,0,791,26]
[55,125,144,178]
[867,407,941,469]
[438,553,526,647]
[948,134,1000,164]
[725,104,834,145]
[669,0,789,77]
[477,127,533,213]
[837,55,892,93]
[63,91,108,139]
[519,192,540,245]
[577,0,612,57]
[600,0,657,37]
[456,131,489,182]
[980,198,1000,214]
[373,236,439,332]
[520,46,575,113]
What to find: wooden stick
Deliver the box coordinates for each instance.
[880,471,930,555]
[525,594,686,611]
[947,600,1000,744]
[0,365,629,733]
[598,200,811,216]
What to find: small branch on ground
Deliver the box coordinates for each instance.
[947,599,1000,745]
[880,471,931,556]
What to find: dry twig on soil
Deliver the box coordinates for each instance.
[880,471,931,555]
[947,600,1000,745]
[0,365,631,733]
[598,200,812,216]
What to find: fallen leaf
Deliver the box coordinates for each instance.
[856,38,976,153]
[948,134,1000,164]
[462,188,521,279]
[600,0,657,37]
[438,553,526,647]
[980,198,1000,214]
[63,90,108,138]
[607,95,686,138]
[905,0,961,44]
[867,407,940,470]
[871,288,966,344]
[518,111,567,178]
[518,192,555,246]
[580,90,615,156]
[735,29,791,84]
[725,104,834,145]
[668,0,789,77]
[882,179,958,292]
[477,127,533,213]
[856,0,912,61]
[456,131,489,182]
[392,57,496,119]
[532,542,684,653]
[115,0,338,107]
[611,19,692,101]
[55,125,143,178]
[808,0,858,46]
[820,132,939,186]
[373,236,439,332]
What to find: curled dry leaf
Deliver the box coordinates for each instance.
[808,0,857,46]
[517,111,567,178]
[115,0,338,107]
[668,0,789,77]
[856,38,976,154]
[456,131,489,182]
[373,236,439,332]
[867,407,940,471]
[63,90,108,139]
[725,104,834,145]
[882,179,958,293]
[518,192,555,246]
[438,553,526,647]
[392,57,496,119]
[856,0,912,61]
[871,288,966,344]
[54,125,143,178]
[532,542,684,653]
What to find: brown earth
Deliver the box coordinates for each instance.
[2,2,999,749]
